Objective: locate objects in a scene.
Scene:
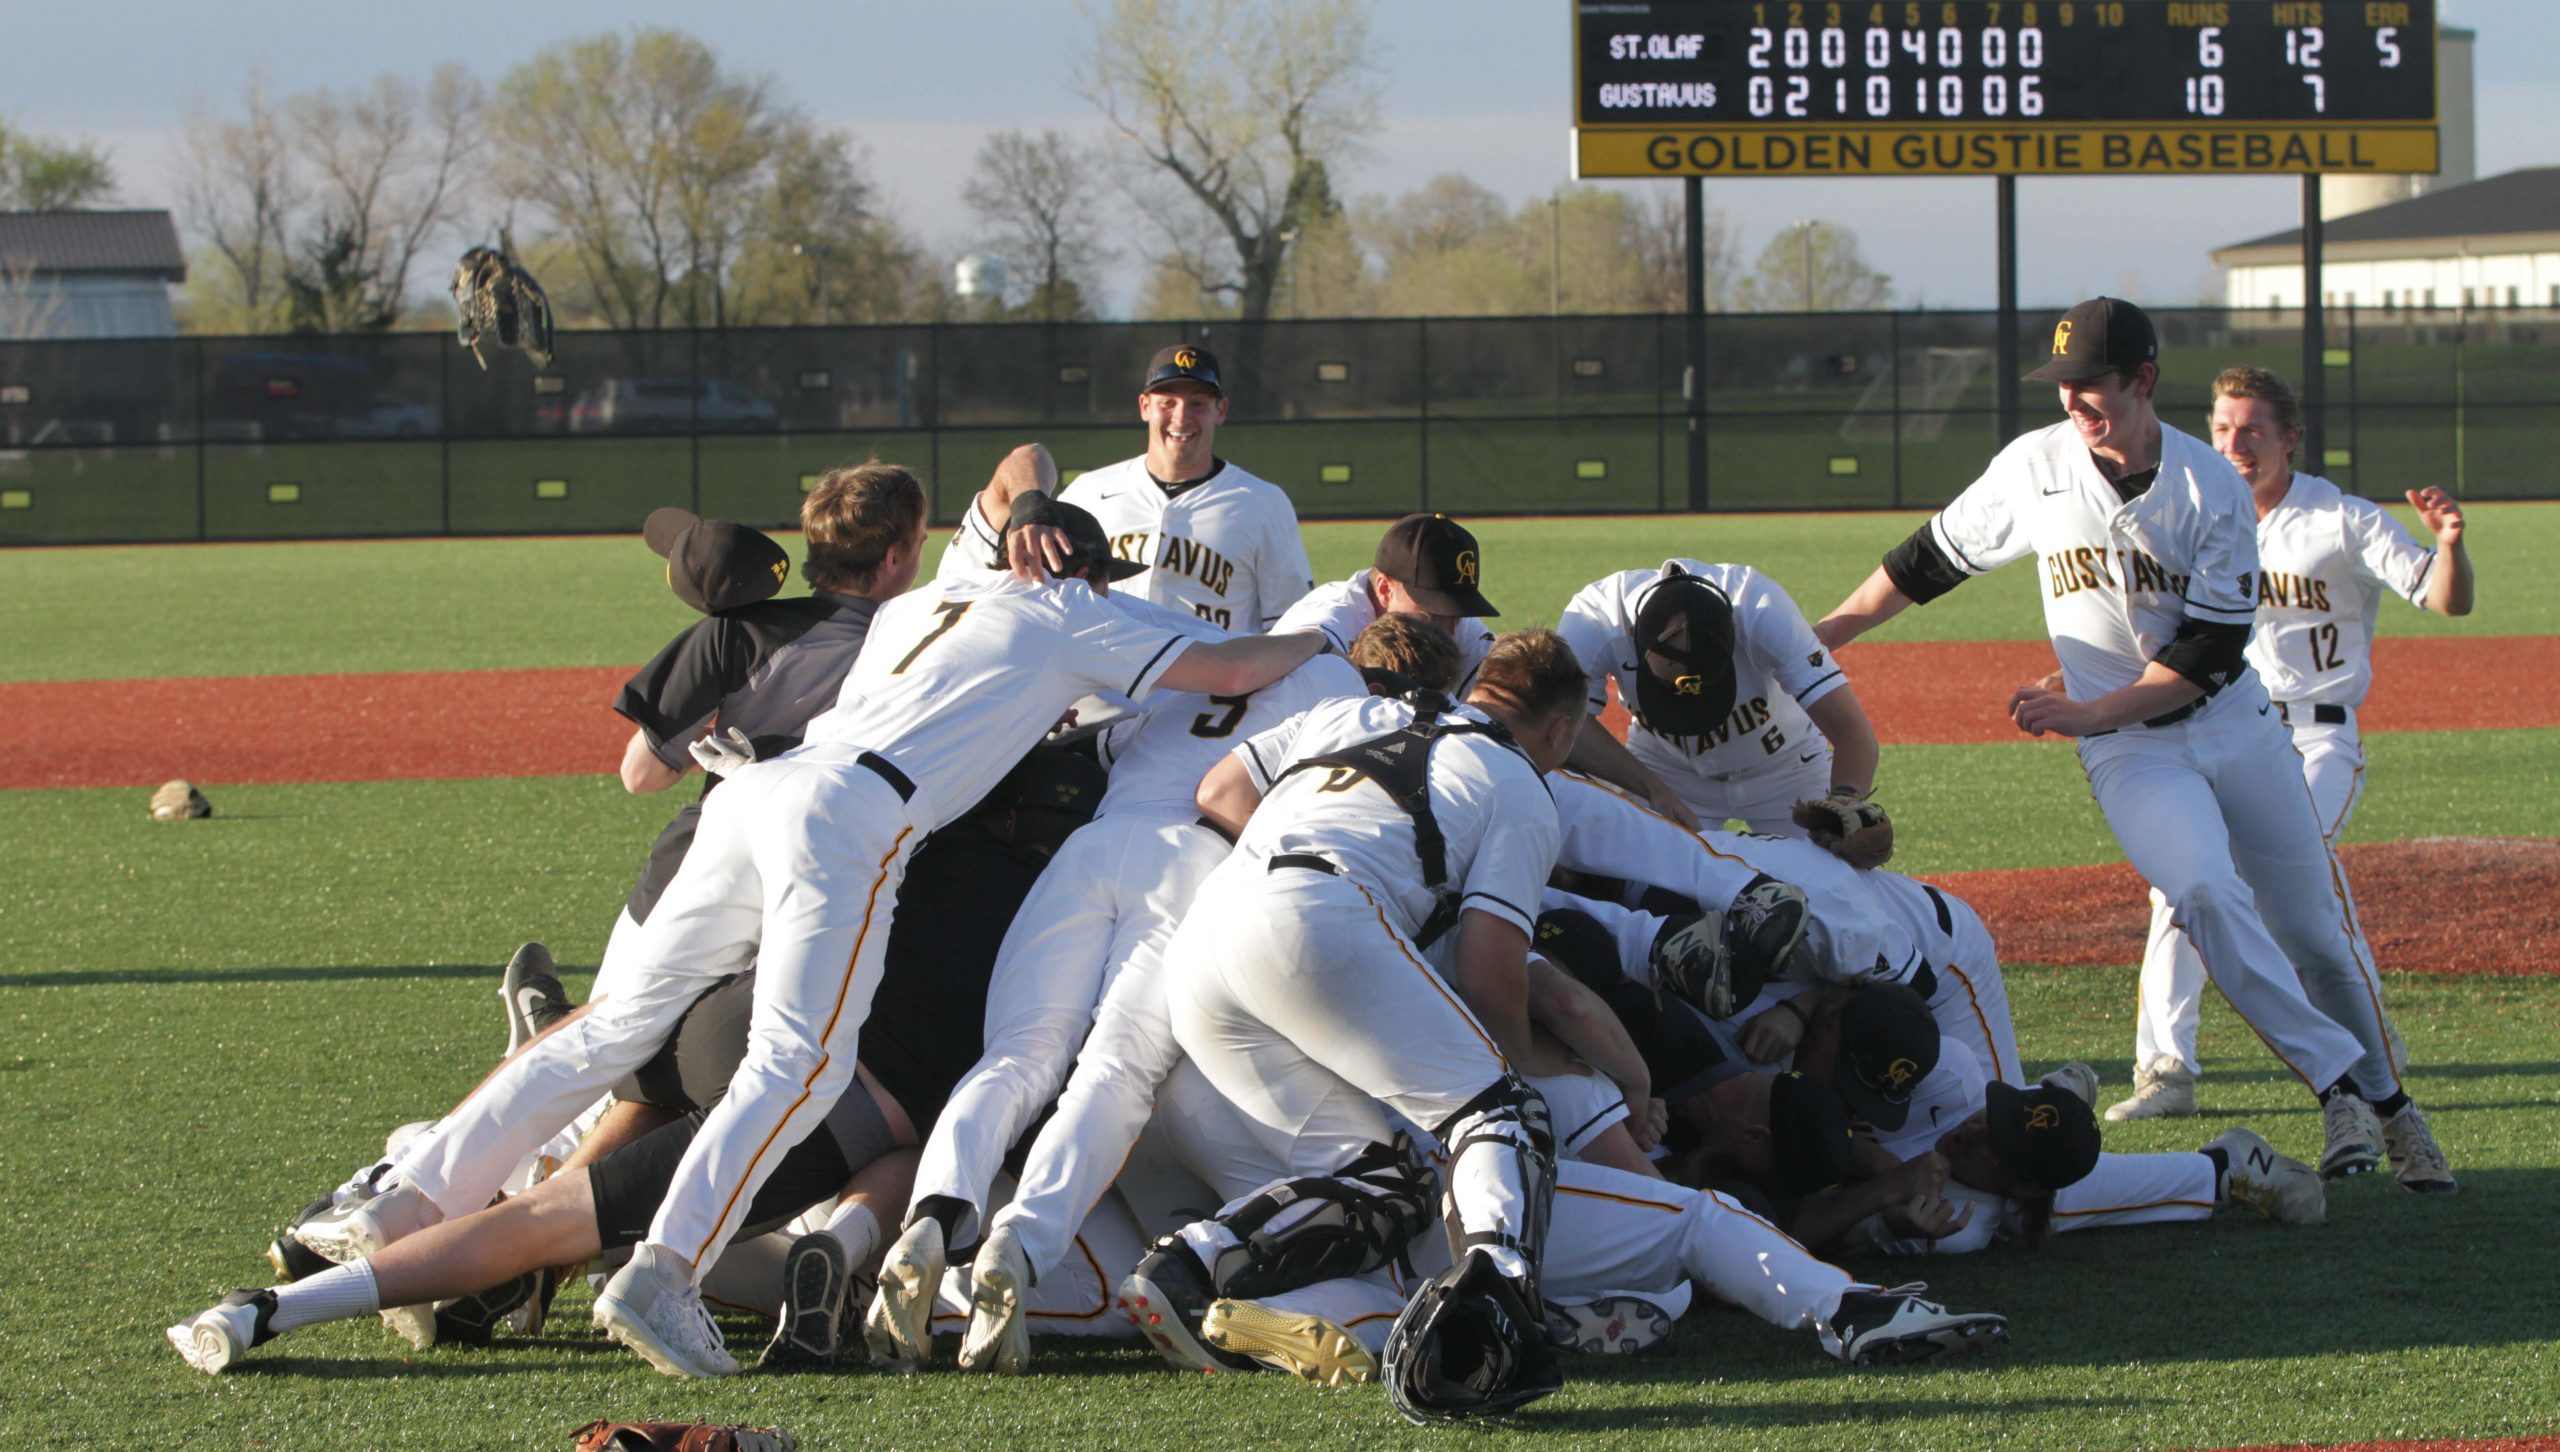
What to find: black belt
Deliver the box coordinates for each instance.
[856,751,914,802]
[1269,852,1339,876]
[2087,697,2202,739]
[2276,702,2349,725]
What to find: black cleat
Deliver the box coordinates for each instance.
[1819,1284,2009,1366]
[432,1271,539,1346]
[1119,1238,1253,1373]
[761,1231,855,1369]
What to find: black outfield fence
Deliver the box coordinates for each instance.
[2,306,2552,546]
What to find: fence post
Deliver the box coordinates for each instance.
[689,326,703,514]
[1416,316,1430,514]
[438,331,451,535]
[193,335,207,541]
[1888,310,1903,509]
[2346,300,2359,495]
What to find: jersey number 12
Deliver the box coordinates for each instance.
[2300,622,2344,673]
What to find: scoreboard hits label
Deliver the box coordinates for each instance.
[1574,0,2439,176]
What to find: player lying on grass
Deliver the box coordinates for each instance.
[1540,769,2021,1088]
[1554,558,1885,838]
[171,754,1097,1374]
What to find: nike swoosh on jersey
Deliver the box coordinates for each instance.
[1799,751,1821,764]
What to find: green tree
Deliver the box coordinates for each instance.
[1732,220,1892,312]
[0,122,116,209]
[961,129,1113,323]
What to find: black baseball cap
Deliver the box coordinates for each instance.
[992,747,1108,823]
[2025,296,2159,383]
[1983,1081,2102,1192]
[1143,343,1223,397]
[1836,984,1942,1131]
[1768,1071,1858,1197]
[1002,497,1146,582]
[1630,569,1738,737]
[1375,513,1497,618]
[643,507,791,615]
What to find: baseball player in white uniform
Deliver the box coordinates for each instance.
[1814,296,2443,1186]
[1556,560,1882,834]
[1117,631,1589,1411]
[297,489,1326,1380]
[940,345,1314,632]
[2112,367,2470,1194]
[1273,512,1500,693]
[864,649,1367,1373]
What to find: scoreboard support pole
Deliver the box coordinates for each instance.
[2302,174,2327,471]
[1685,174,1709,512]
[1997,175,2020,444]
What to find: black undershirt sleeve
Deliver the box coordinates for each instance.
[2154,617,2252,695]
[1880,523,1969,605]
[613,618,751,766]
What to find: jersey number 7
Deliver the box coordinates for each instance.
[891,601,974,674]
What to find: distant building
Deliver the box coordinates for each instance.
[0,210,187,339]
[2212,168,2560,313]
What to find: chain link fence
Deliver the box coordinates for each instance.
[3,306,2551,545]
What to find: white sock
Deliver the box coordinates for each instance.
[270,1261,381,1333]
[822,1202,882,1264]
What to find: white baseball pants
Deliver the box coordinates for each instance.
[2133,717,2391,1079]
[1631,730,1832,836]
[2076,692,2386,1099]
[909,812,1224,1251]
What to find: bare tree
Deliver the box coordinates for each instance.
[284,67,482,330]
[0,254,71,340]
[0,123,116,209]
[962,128,1113,321]
[1080,0,1383,321]
[179,73,300,330]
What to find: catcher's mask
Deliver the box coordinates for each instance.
[1382,1249,1563,1425]
[1631,569,1738,737]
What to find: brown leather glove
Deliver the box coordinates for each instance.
[1792,791,1893,869]
[572,1421,797,1452]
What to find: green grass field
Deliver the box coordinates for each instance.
[3,508,2556,1449]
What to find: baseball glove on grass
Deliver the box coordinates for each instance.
[1793,791,1893,869]
[571,1422,796,1452]
[149,779,211,821]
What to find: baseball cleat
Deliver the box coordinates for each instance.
[267,1193,338,1282]
[499,941,569,1057]
[2380,1104,2458,1195]
[1817,1284,2009,1366]
[1542,1294,1677,1356]
[958,1223,1034,1375]
[2105,1054,2198,1122]
[2318,1093,2384,1178]
[593,1243,738,1379]
[760,1230,854,1369]
[430,1271,539,1348]
[1204,1299,1378,1386]
[2041,1061,2101,1108]
[288,1180,422,1267]
[863,1217,945,1370]
[2208,1126,2327,1225]
[1120,1238,1252,1374]
[167,1289,278,1375]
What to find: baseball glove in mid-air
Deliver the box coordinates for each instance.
[1793,790,1894,869]
[452,231,555,371]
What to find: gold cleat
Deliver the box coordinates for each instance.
[1202,1299,1378,1387]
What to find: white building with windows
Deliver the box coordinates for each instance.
[0,211,187,339]
[2213,167,2560,313]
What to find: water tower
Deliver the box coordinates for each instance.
[954,254,1008,302]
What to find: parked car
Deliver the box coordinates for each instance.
[567,378,778,433]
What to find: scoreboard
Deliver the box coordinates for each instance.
[1574,0,2439,176]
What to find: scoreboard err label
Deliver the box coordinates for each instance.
[1574,0,2439,176]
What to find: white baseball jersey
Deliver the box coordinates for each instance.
[1095,653,1366,818]
[800,574,1193,825]
[1929,421,2260,701]
[1556,561,1847,778]
[2245,472,2438,708]
[1272,569,1498,692]
[1230,695,1560,943]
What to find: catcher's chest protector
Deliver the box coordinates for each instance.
[1271,690,1528,949]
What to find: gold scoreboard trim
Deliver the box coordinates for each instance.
[1576,124,2440,177]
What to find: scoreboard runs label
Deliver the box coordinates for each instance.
[1574,0,2440,176]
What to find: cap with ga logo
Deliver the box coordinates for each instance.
[2026,296,2158,384]
[1374,512,1497,619]
[1143,343,1223,397]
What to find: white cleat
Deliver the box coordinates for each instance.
[593,1243,738,1379]
[1542,1294,1677,1355]
[2381,1103,2458,1196]
[166,1290,276,1375]
[863,1218,945,1370]
[2319,1093,2384,1179]
[2105,1054,2197,1122]
[958,1224,1034,1375]
[2208,1127,2327,1225]
[1203,1299,1378,1386]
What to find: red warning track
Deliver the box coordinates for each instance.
[0,635,2554,793]
[2199,1440,2560,1452]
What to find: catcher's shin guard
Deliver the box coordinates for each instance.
[1203,1134,1437,1301]
[1435,1075,1555,1301]
[1383,1248,1564,1424]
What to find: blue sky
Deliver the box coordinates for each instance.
[12,0,2549,311]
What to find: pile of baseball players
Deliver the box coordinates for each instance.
[168,308,2473,1426]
